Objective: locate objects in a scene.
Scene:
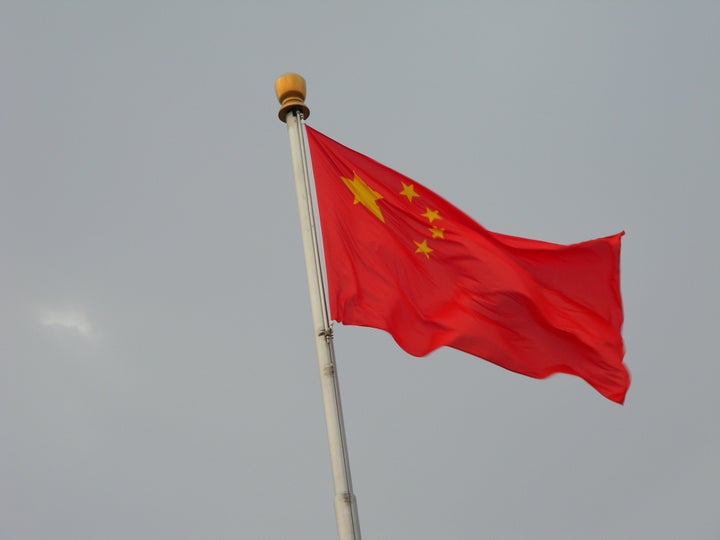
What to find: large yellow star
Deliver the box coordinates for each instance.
[400,182,419,202]
[414,239,433,259]
[341,172,384,222]
[421,208,441,223]
[429,226,445,239]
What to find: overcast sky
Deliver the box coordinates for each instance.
[2,2,719,539]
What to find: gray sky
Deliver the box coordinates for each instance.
[2,2,719,539]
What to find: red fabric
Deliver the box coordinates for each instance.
[305,125,629,404]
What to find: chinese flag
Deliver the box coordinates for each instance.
[305,126,629,404]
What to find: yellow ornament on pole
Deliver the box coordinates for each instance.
[275,73,310,122]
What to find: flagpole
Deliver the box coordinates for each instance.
[275,73,361,540]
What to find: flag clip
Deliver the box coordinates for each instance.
[318,325,334,343]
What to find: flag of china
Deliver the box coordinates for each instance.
[305,126,629,404]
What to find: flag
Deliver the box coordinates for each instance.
[305,125,629,404]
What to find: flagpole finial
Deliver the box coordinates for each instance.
[275,73,310,122]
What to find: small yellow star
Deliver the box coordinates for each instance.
[414,239,433,259]
[421,208,441,223]
[400,182,419,202]
[429,226,445,239]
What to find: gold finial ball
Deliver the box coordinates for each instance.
[275,73,310,122]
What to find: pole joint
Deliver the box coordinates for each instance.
[336,491,355,504]
[323,363,336,377]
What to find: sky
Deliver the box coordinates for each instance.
[2,2,719,539]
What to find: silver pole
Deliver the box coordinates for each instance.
[277,74,361,540]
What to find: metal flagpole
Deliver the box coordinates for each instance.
[275,73,361,540]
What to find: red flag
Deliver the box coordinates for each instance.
[305,125,629,404]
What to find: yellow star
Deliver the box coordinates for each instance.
[341,172,385,222]
[414,239,433,259]
[429,226,445,239]
[400,182,419,202]
[421,208,441,223]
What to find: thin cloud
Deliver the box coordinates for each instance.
[38,306,94,338]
